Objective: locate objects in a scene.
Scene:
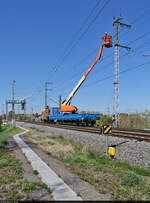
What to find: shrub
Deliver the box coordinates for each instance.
[121,171,144,186]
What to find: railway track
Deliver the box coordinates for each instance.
[22,121,150,142]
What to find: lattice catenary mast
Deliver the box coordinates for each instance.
[113,17,131,127]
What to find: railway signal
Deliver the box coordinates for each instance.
[102,125,112,156]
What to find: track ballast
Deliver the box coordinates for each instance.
[22,121,150,142]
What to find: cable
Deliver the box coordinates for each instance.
[55,0,102,67]
[52,30,150,93]
[32,5,150,107]
[50,8,150,92]
[48,97,59,105]
[59,0,111,66]
[82,60,150,88]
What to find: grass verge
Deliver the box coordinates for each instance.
[0,125,36,200]
[27,133,150,200]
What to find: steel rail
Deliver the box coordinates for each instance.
[22,121,150,142]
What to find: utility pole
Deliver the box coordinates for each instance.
[107,106,110,116]
[31,106,33,121]
[17,104,20,115]
[31,106,33,115]
[113,17,131,128]
[6,100,8,121]
[2,104,4,120]
[59,95,62,109]
[12,80,16,125]
[45,82,52,107]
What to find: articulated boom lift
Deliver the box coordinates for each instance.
[61,33,112,113]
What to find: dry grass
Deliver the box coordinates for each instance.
[27,135,74,158]
[24,131,150,200]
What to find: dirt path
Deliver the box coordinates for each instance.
[7,137,54,200]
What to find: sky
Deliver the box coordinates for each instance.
[1,0,150,115]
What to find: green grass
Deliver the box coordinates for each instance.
[0,125,38,200]
[20,180,35,192]
[64,150,150,177]
[62,146,150,200]
[47,135,70,146]
[121,171,144,187]
[33,130,150,200]
[0,152,24,185]
[0,125,22,148]
[7,193,25,200]
[29,127,45,132]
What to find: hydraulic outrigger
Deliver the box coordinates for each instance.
[61,33,112,113]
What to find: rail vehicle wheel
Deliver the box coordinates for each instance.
[85,121,89,127]
[91,121,95,127]
[76,121,79,126]
[81,122,86,127]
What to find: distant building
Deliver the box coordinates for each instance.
[129,114,137,118]
[120,113,128,117]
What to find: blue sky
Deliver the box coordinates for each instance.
[1,0,150,114]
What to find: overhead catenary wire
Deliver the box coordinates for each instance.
[58,0,111,67]
[51,15,150,93]
[55,0,102,67]
[51,59,150,101]
[82,60,150,88]
[30,4,150,110]
[46,0,105,84]
[52,30,150,94]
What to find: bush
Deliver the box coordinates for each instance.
[98,116,113,126]
[121,171,144,186]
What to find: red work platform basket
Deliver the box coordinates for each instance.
[102,33,112,48]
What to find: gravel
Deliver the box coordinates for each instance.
[17,122,150,168]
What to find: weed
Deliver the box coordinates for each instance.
[121,171,144,187]
[144,185,150,198]
[21,181,35,192]
[45,151,52,156]
[27,160,31,164]
[77,192,81,197]
[41,182,51,194]
[33,170,39,175]
[41,183,49,190]
[7,193,24,200]
[48,141,55,145]
[29,127,44,132]
[48,135,69,146]
[0,159,9,168]
[13,166,24,178]
[94,165,103,172]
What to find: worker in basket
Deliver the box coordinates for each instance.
[102,32,112,48]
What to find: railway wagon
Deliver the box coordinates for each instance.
[48,107,100,126]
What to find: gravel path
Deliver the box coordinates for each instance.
[18,122,150,168]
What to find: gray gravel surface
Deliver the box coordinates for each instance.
[17,122,150,168]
